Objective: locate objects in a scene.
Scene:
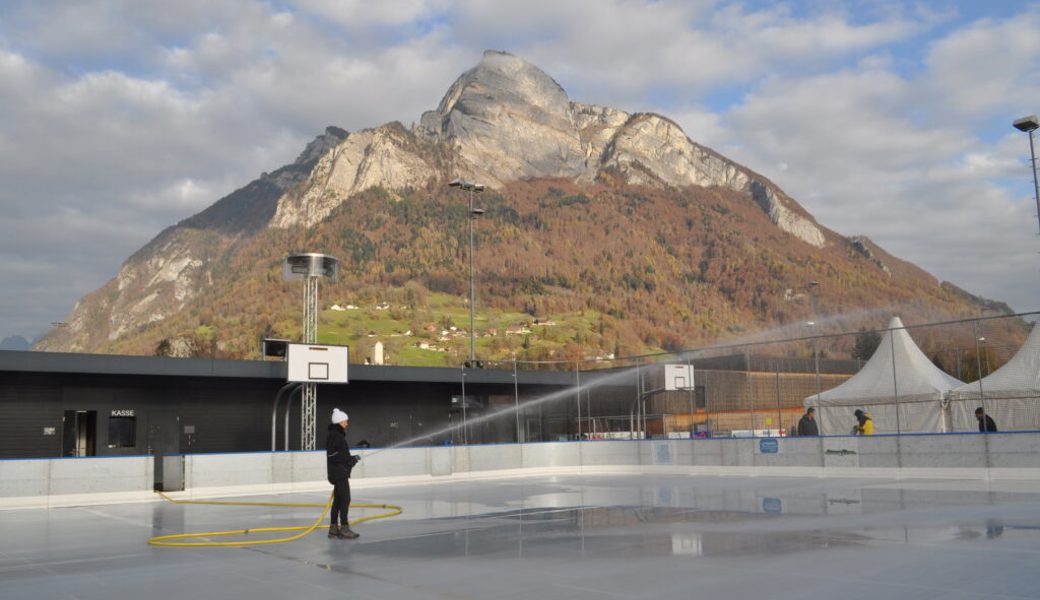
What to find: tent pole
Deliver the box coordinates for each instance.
[974,320,992,468]
[889,322,904,468]
[889,324,901,435]
[974,320,988,419]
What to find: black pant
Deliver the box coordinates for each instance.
[330,478,351,526]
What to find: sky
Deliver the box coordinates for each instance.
[1,0,1039,342]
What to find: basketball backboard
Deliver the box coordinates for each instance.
[664,364,695,391]
[287,343,349,383]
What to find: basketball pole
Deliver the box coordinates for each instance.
[283,253,339,451]
[302,274,318,450]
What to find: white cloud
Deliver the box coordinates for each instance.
[715,49,1040,312]
[921,6,1040,120]
[449,0,926,105]
[294,0,450,28]
[0,1,478,338]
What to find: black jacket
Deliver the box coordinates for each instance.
[797,415,819,436]
[326,423,355,483]
[978,415,998,433]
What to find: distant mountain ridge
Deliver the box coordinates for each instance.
[1,336,30,351]
[36,51,1014,360]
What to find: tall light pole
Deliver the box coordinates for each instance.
[283,252,338,450]
[448,178,485,365]
[808,281,820,405]
[1013,115,1040,234]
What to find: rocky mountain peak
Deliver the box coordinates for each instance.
[268,51,826,246]
[294,126,349,166]
[418,50,585,185]
[430,50,572,122]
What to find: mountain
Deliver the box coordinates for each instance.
[0,336,30,351]
[35,51,1018,362]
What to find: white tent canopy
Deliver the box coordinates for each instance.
[948,323,1040,432]
[803,316,964,435]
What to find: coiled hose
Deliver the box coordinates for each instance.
[147,491,403,547]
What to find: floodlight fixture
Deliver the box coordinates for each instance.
[1013,115,1039,133]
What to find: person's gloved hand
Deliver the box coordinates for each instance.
[348,455,360,468]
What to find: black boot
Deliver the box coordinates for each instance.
[328,524,340,538]
[338,526,359,539]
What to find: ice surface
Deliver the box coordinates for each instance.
[3,473,1040,599]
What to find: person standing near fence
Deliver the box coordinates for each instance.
[797,407,819,436]
[976,407,998,433]
[853,409,874,435]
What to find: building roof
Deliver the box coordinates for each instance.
[0,350,574,386]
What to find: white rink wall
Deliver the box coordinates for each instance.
[0,455,153,508]
[5,433,1040,508]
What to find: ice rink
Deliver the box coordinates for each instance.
[4,472,1040,599]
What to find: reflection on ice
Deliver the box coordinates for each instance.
[356,475,1040,563]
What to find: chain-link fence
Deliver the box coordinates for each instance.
[453,312,1039,443]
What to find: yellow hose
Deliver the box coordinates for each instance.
[147,491,403,548]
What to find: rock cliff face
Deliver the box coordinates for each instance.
[849,235,892,276]
[279,50,824,246]
[271,123,436,228]
[417,50,587,184]
[180,126,348,234]
[424,51,825,247]
[36,126,349,352]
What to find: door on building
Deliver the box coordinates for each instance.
[62,410,97,457]
[147,408,182,491]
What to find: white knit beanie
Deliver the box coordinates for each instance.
[331,408,348,424]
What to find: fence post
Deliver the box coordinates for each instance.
[576,359,581,440]
[513,356,521,443]
[775,363,782,436]
[973,321,987,421]
[687,355,695,439]
[889,324,901,435]
[746,351,756,437]
[974,319,993,468]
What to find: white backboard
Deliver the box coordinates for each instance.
[664,364,695,391]
[287,343,349,383]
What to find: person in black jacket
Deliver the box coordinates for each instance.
[976,407,998,433]
[796,407,819,436]
[326,408,360,539]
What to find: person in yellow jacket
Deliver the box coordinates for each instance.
[853,409,874,435]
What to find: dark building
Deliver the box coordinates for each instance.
[0,350,578,459]
[0,350,858,460]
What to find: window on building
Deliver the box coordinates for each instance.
[108,414,136,448]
